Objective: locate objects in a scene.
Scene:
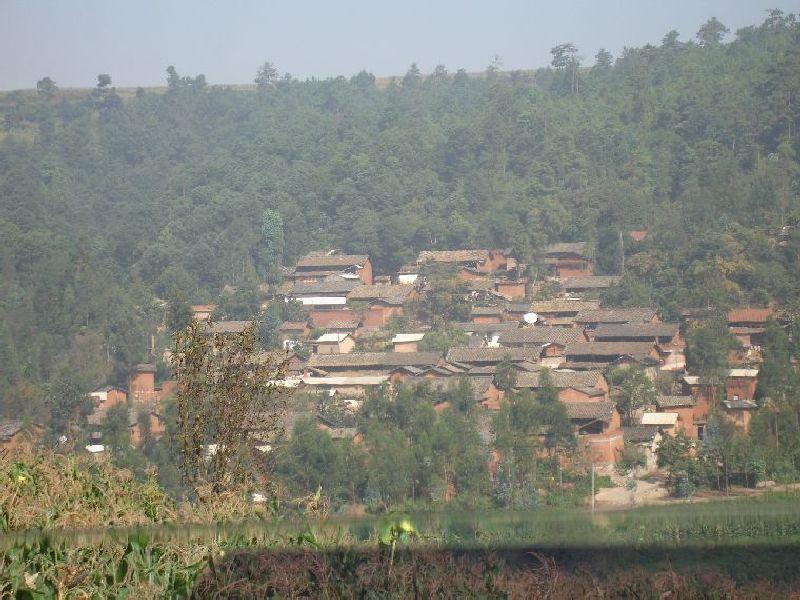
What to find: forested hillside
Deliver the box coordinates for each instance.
[0,13,798,418]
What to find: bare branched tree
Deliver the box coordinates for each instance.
[171,319,289,495]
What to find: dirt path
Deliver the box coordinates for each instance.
[593,471,800,510]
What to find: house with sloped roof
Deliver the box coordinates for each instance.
[397,263,421,284]
[89,385,128,411]
[470,305,504,324]
[391,333,426,353]
[282,277,356,314]
[278,321,314,349]
[722,398,758,431]
[0,420,44,450]
[306,351,443,376]
[561,275,621,295]
[529,299,600,326]
[575,307,660,329]
[191,304,217,321]
[299,375,389,398]
[292,251,373,285]
[313,333,355,355]
[446,346,543,367]
[622,426,661,470]
[514,370,608,398]
[726,368,759,402]
[654,395,698,438]
[347,284,417,327]
[591,322,685,371]
[416,249,509,275]
[543,242,594,278]
[727,307,773,349]
[591,323,681,345]
[563,341,662,371]
[565,401,622,464]
[498,326,588,367]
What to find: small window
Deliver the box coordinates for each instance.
[733,395,739,401]
[697,425,705,440]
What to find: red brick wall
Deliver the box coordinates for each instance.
[472,315,502,324]
[667,406,693,437]
[357,259,373,285]
[726,376,757,401]
[364,305,403,327]
[96,388,127,411]
[496,281,526,299]
[457,269,484,281]
[309,309,356,326]
[480,251,508,273]
[556,261,594,278]
[558,388,608,403]
[130,372,155,395]
[393,341,419,353]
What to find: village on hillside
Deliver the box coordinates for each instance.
[3,238,778,497]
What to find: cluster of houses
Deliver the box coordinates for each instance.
[0,244,777,473]
[177,246,773,467]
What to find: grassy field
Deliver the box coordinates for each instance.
[2,495,800,597]
[2,449,799,596]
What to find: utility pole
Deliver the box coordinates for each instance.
[591,463,595,514]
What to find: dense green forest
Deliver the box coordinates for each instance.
[0,12,799,419]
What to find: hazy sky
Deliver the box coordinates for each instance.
[0,0,796,90]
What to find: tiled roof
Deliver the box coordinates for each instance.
[723,399,758,410]
[565,341,657,360]
[592,323,680,340]
[727,307,773,324]
[656,395,695,408]
[323,319,361,331]
[729,368,759,377]
[530,300,600,314]
[416,249,490,264]
[641,412,678,426]
[391,333,426,344]
[505,302,534,313]
[498,326,583,346]
[314,333,351,343]
[451,322,519,333]
[191,304,217,312]
[307,352,441,369]
[0,419,24,440]
[544,242,591,257]
[730,326,766,335]
[288,280,358,296]
[575,308,658,324]
[296,252,369,268]
[562,276,622,290]
[446,347,542,364]
[397,264,420,274]
[278,321,310,331]
[563,401,615,421]
[515,370,606,390]
[471,306,504,315]
[623,425,659,443]
[348,284,415,304]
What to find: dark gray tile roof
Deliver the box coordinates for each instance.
[498,326,583,346]
[655,395,695,408]
[307,352,441,369]
[446,346,543,364]
[575,308,659,324]
[623,425,659,443]
[564,401,615,421]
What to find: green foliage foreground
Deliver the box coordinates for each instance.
[2,448,800,596]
